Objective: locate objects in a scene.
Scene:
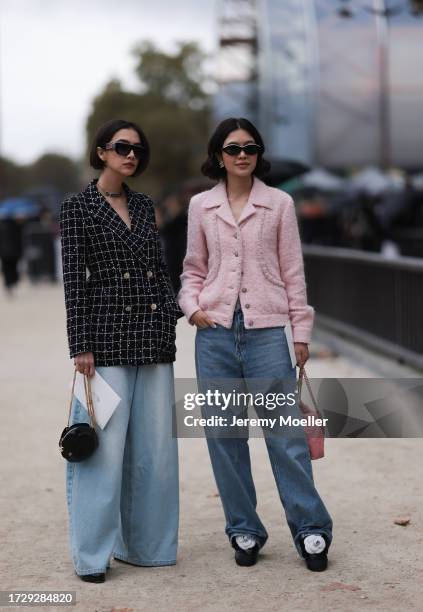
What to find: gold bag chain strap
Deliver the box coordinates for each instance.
[297,367,322,419]
[66,369,98,429]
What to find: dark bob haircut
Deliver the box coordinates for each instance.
[89,119,150,177]
[201,117,271,180]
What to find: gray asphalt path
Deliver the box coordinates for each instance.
[1,282,422,612]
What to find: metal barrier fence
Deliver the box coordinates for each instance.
[303,245,423,371]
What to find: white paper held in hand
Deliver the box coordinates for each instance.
[284,321,298,369]
[72,371,121,429]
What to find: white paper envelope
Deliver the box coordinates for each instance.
[284,321,298,369]
[72,371,121,429]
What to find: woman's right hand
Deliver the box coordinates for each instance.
[190,310,217,329]
[74,352,95,377]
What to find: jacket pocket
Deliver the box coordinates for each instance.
[257,210,285,287]
[203,213,222,287]
[258,258,286,288]
[259,283,289,315]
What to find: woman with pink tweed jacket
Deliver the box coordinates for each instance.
[178,118,333,572]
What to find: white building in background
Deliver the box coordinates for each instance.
[214,0,423,171]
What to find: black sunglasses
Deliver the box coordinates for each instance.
[104,140,144,159]
[222,143,262,156]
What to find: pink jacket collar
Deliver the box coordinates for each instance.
[203,177,273,227]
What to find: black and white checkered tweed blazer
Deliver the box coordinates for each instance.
[60,178,182,366]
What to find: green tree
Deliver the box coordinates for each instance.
[0,157,22,199]
[27,153,81,194]
[86,42,211,198]
[133,41,209,109]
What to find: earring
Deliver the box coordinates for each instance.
[219,160,224,168]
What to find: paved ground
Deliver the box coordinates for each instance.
[1,281,423,612]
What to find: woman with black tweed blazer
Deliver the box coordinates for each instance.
[60,119,181,583]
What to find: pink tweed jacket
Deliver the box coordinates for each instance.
[177,177,315,343]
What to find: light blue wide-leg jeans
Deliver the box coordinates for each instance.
[195,305,332,558]
[66,363,179,576]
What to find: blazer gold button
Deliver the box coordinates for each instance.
[234,251,239,257]
[245,303,250,308]
[125,306,131,312]
[123,272,130,279]
[151,303,157,311]
[147,270,153,278]
[248,320,254,326]
[242,288,247,293]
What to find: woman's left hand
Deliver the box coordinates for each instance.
[294,342,309,369]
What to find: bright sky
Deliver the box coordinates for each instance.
[0,0,217,164]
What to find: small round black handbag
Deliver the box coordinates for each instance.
[59,369,99,462]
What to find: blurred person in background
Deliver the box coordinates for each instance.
[157,192,187,294]
[24,206,57,282]
[297,190,340,247]
[0,217,24,295]
[60,119,181,583]
[159,179,214,294]
[178,117,333,572]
